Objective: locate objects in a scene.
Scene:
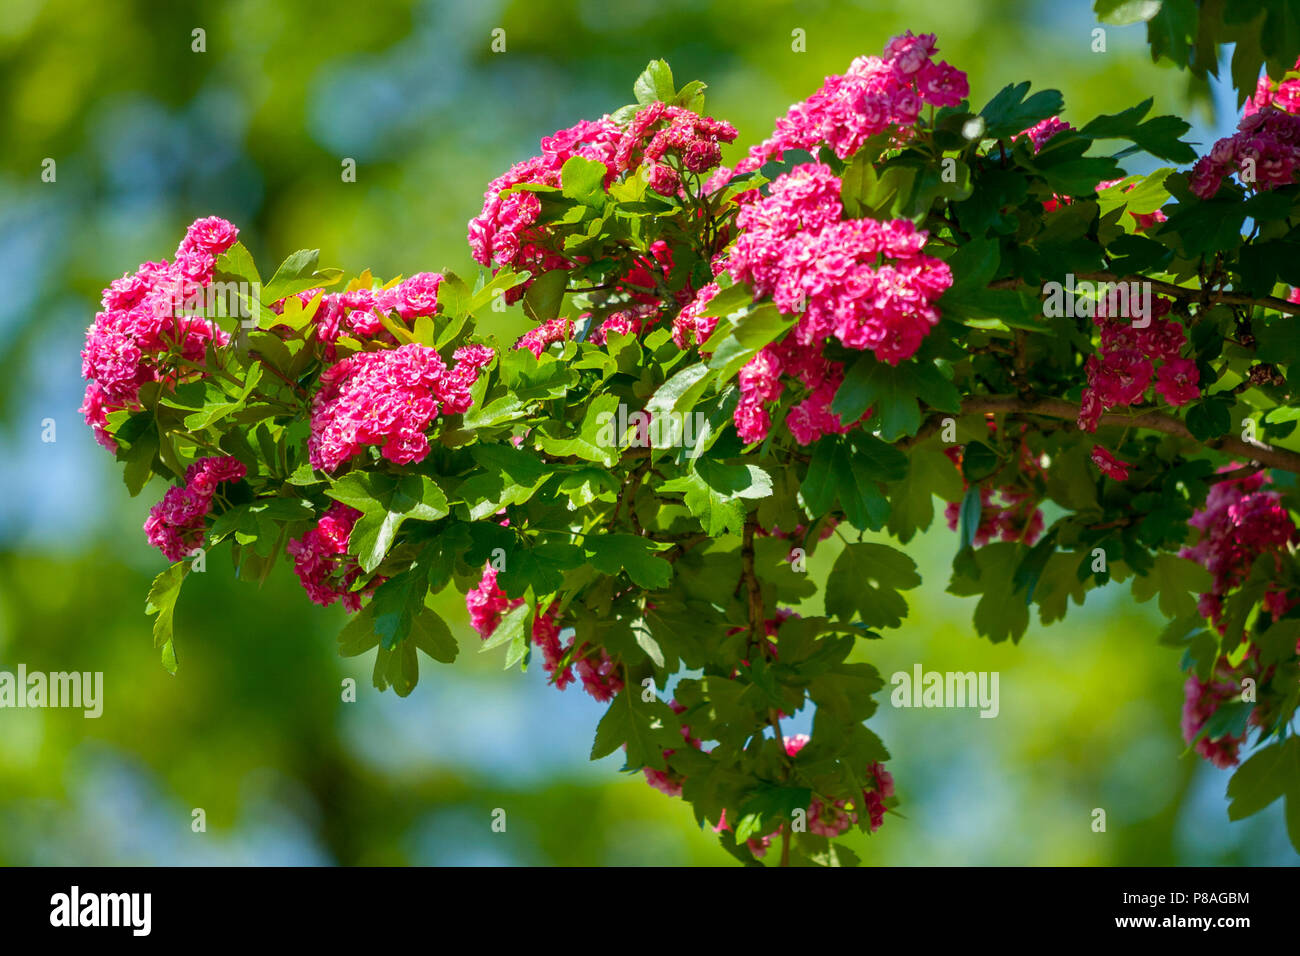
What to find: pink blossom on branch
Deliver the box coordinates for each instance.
[307,343,494,472]
[143,456,246,561]
[736,32,968,173]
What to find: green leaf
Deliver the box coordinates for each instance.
[957,487,982,552]
[1185,396,1234,440]
[980,81,1064,139]
[633,59,675,105]
[733,786,812,843]
[481,601,531,659]
[887,445,963,543]
[832,355,954,440]
[825,543,921,630]
[369,566,430,651]
[1094,0,1162,27]
[590,691,678,770]
[262,248,323,303]
[560,156,607,208]
[410,606,459,664]
[145,562,188,675]
[336,474,449,573]
[800,435,892,532]
[214,241,261,287]
[497,541,584,599]
[535,393,621,466]
[585,534,673,590]
[1130,554,1214,619]
[661,471,745,536]
[1226,737,1300,852]
[522,268,569,322]
[646,363,715,420]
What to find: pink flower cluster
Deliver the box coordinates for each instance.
[1175,467,1300,765]
[516,317,573,357]
[708,736,893,857]
[514,240,683,352]
[143,456,246,561]
[1178,509,1300,773]
[307,343,494,473]
[275,273,446,360]
[783,735,895,836]
[735,339,856,445]
[684,162,947,445]
[468,117,623,293]
[943,486,1044,547]
[81,217,239,451]
[1015,116,1072,153]
[1090,445,1130,481]
[1246,57,1300,116]
[730,163,951,363]
[1180,469,1297,632]
[1077,297,1200,432]
[286,501,371,612]
[466,566,623,702]
[614,101,737,195]
[736,32,968,173]
[1181,658,1251,769]
[671,281,723,349]
[942,429,1045,546]
[1013,118,1076,212]
[1188,106,1300,199]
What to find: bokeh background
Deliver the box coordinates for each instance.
[0,0,1293,865]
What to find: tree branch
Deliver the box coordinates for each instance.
[957,395,1300,474]
[990,272,1300,316]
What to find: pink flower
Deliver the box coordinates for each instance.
[466,566,620,700]
[1090,445,1130,481]
[737,33,968,172]
[392,272,443,320]
[1187,107,1300,200]
[1076,298,1198,432]
[286,502,373,612]
[179,216,239,256]
[1154,357,1201,406]
[82,220,239,451]
[468,117,623,299]
[307,343,493,472]
[143,456,246,561]
[1015,116,1072,153]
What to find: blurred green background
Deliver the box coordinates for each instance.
[0,0,1293,865]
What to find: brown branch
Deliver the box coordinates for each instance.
[958,395,1300,474]
[990,273,1300,316]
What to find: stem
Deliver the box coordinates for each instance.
[993,272,1300,317]
[952,395,1300,474]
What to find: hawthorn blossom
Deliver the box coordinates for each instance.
[81,217,239,451]
[143,456,246,561]
[736,32,968,172]
[1188,106,1300,199]
[286,501,372,612]
[466,566,623,701]
[1090,445,1130,481]
[1077,297,1199,432]
[307,343,494,472]
[467,117,623,298]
